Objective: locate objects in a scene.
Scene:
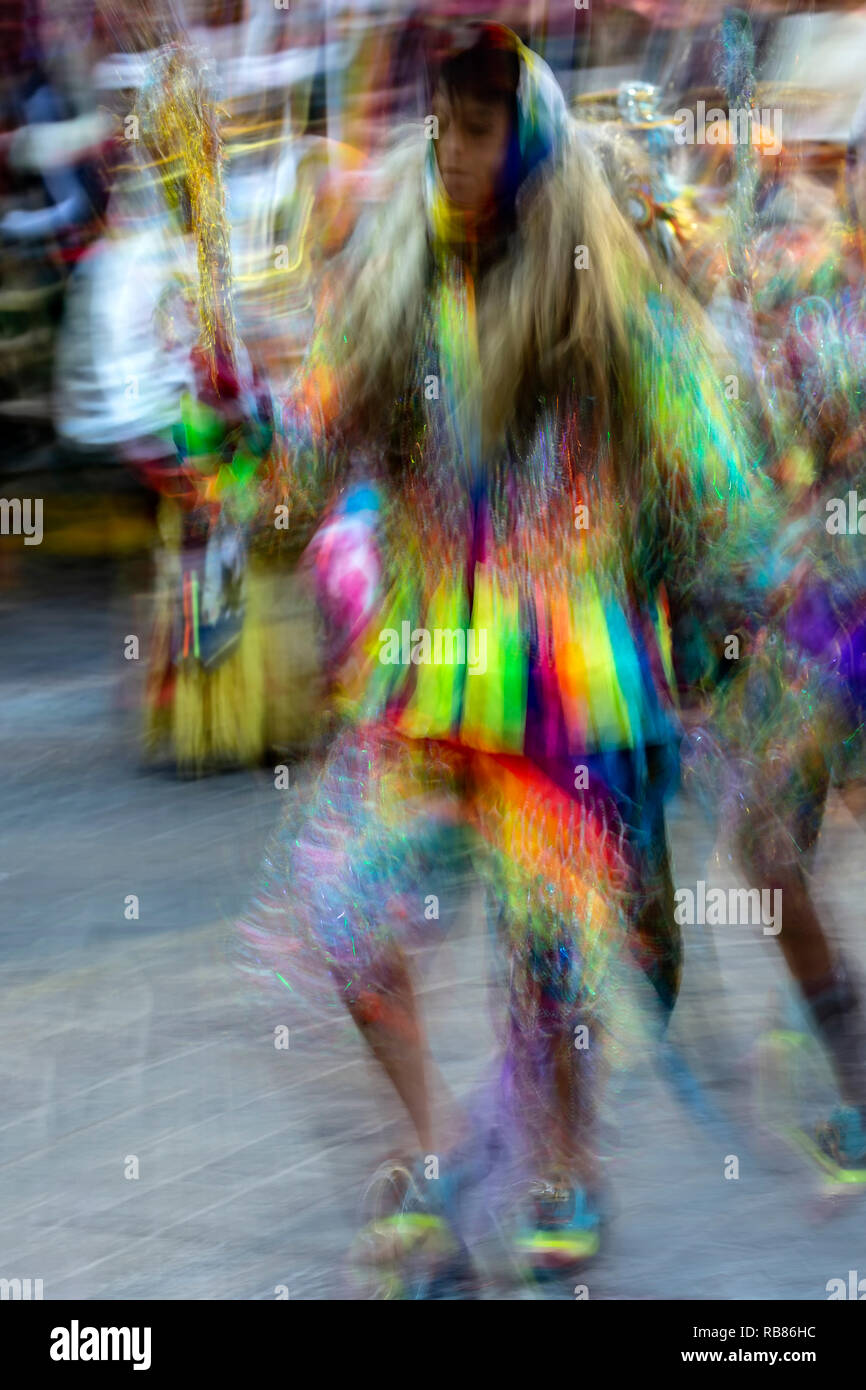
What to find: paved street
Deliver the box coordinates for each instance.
[1,557,865,1300]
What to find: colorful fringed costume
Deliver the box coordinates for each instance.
[140,363,278,772]
[133,42,316,773]
[705,168,866,872]
[239,26,787,1168]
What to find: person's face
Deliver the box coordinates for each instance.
[433,85,512,211]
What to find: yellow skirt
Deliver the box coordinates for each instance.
[144,500,324,772]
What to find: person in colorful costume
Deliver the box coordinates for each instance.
[239,22,787,1282]
[129,41,290,775]
[723,152,866,1180]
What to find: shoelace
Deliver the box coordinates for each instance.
[529,1178,573,1203]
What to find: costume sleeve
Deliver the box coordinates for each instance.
[628,287,792,663]
[268,265,360,530]
[271,372,346,528]
[627,286,842,866]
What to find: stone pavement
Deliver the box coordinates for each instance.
[1,565,864,1300]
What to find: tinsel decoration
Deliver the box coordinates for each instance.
[137,40,238,390]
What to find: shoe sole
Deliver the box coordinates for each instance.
[352,1212,459,1266]
[514,1230,601,1273]
[784,1125,866,1185]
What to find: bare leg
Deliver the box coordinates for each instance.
[628,849,682,1017]
[505,957,601,1190]
[761,862,833,987]
[737,743,834,987]
[517,841,678,1187]
[738,758,866,1111]
[837,778,866,822]
[547,1017,602,1188]
[345,947,435,1153]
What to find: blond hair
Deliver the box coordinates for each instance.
[313,118,689,454]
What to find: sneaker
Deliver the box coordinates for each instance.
[514,1177,602,1274]
[352,1162,458,1267]
[812,1105,866,1182]
[351,1159,481,1298]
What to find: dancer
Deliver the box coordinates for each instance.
[239,22,785,1284]
[127,41,280,775]
[727,150,866,1181]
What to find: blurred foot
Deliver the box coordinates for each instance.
[812,1105,866,1183]
[352,1158,481,1298]
[353,1161,458,1267]
[514,1176,603,1274]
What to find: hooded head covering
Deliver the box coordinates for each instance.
[423,23,569,252]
